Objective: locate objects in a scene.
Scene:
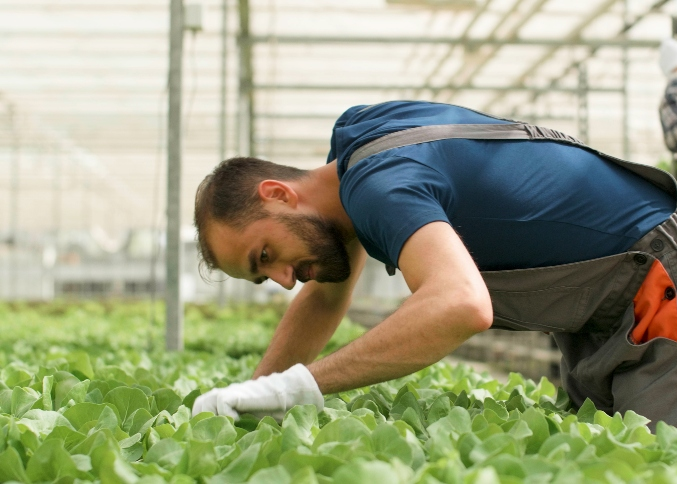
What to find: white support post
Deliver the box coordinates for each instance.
[166,0,184,351]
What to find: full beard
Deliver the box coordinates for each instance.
[274,213,351,283]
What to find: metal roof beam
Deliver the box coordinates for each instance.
[0,84,624,96]
[420,0,515,90]
[248,35,659,49]
[480,0,667,112]
[0,31,661,48]
[395,0,493,98]
[439,0,550,101]
[255,113,342,120]
[510,0,671,117]
[253,83,623,94]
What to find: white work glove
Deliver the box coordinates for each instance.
[191,364,324,421]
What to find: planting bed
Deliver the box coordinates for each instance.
[0,301,676,483]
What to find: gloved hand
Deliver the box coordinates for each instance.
[191,363,324,421]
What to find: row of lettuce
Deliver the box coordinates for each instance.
[1,301,677,483]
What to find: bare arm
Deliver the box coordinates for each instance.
[307,221,493,394]
[252,238,367,378]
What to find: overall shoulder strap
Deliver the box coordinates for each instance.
[349,123,579,169]
[346,122,677,199]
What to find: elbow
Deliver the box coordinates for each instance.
[474,299,493,333]
[468,298,493,334]
[425,290,492,360]
[452,288,493,335]
[473,281,493,332]
[407,285,493,362]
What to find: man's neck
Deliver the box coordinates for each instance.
[300,161,356,240]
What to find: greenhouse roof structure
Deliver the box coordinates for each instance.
[1,0,676,235]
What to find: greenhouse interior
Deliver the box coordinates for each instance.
[3,0,677,482]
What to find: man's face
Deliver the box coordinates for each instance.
[206,213,351,289]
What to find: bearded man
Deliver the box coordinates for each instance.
[192,100,677,430]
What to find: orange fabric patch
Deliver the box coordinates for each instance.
[631,260,677,344]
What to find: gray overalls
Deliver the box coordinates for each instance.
[347,118,677,430]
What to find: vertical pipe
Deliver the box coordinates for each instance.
[82,163,91,300]
[83,171,91,230]
[219,0,229,164]
[622,0,630,159]
[218,0,228,308]
[52,145,61,299]
[238,0,253,157]
[166,0,184,351]
[577,62,589,145]
[238,0,255,301]
[8,106,19,300]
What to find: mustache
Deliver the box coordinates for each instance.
[294,261,313,283]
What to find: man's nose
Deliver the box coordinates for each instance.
[267,265,296,290]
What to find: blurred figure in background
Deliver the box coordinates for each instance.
[659,37,677,176]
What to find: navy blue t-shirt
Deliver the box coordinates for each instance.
[327,101,675,271]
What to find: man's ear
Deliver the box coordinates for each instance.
[257,180,298,208]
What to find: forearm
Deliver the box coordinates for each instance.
[253,283,351,378]
[253,240,366,379]
[308,284,492,394]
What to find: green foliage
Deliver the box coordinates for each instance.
[0,301,675,482]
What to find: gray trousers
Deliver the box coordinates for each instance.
[484,213,677,430]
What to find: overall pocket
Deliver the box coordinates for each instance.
[490,285,591,332]
[482,252,640,333]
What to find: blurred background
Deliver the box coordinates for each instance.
[1,0,677,373]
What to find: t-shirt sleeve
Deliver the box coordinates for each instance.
[327,104,371,163]
[339,155,454,267]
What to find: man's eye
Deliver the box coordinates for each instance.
[261,249,269,263]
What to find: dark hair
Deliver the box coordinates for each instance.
[194,156,308,278]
